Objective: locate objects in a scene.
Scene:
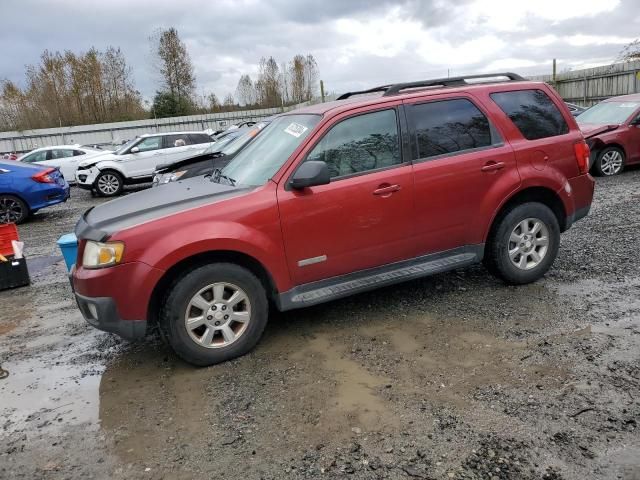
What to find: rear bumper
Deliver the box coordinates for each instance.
[564,174,595,229]
[74,291,147,340]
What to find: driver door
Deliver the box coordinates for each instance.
[127,136,163,177]
[277,107,415,286]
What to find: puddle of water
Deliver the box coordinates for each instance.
[0,352,103,433]
[305,334,390,429]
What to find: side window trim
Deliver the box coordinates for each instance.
[306,107,408,183]
[405,96,503,164]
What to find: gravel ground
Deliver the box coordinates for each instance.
[0,171,639,480]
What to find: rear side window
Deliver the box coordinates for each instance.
[73,150,86,156]
[188,134,211,144]
[50,149,74,159]
[491,89,569,140]
[306,109,401,179]
[408,99,495,160]
[163,134,190,148]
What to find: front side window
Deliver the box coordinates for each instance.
[21,150,48,163]
[135,137,162,152]
[491,89,569,140]
[306,109,401,179]
[220,114,320,186]
[408,98,494,159]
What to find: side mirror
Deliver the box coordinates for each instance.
[289,161,330,190]
[130,147,140,154]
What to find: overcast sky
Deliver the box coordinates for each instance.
[1,0,638,101]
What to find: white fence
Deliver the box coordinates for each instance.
[0,107,288,154]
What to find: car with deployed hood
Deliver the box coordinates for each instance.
[153,119,273,186]
[576,93,640,176]
[0,161,70,224]
[71,72,594,366]
[74,131,215,196]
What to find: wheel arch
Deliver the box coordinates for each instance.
[146,250,278,326]
[485,186,567,248]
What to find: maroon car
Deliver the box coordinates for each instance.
[576,94,640,176]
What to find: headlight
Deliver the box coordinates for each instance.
[158,171,187,185]
[82,241,125,269]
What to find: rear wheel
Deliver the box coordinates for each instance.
[160,263,269,366]
[593,146,624,176]
[484,202,560,285]
[0,195,28,224]
[95,170,123,197]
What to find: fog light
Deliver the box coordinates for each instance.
[87,303,98,320]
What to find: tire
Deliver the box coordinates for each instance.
[94,170,124,197]
[484,202,560,285]
[0,195,29,224]
[593,146,624,177]
[160,263,269,366]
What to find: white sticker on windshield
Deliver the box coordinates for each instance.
[284,122,308,138]
[619,103,639,108]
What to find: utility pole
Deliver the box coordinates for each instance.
[320,80,325,103]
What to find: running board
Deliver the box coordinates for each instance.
[277,245,483,311]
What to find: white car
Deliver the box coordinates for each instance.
[18,145,104,183]
[75,131,214,196]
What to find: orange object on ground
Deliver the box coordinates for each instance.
[0,223,19,257]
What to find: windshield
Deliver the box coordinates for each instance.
[203,133,240,154]
[114,138,138,155]
[577,101,640,125]
[219,114,320,186]
[221,122,271,156]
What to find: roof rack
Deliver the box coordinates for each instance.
[337,72,525,100]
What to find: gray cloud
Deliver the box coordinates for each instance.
[1,0,638,101]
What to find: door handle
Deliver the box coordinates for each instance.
[481,161,505,172]
[373,184,401,196]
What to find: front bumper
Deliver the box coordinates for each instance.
[74,290,147,340]
[75,167,99,189]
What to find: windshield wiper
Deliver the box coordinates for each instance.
[211,168,236,186]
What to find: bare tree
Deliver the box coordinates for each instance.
[257,56,281,107]
[235,74,256,106]
[151,27,197,108]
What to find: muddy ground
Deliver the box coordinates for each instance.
[0,172,639,480]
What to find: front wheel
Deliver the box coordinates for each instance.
[95,170,124,197]
[0,195,29,224]
[593,146,624,176]
[484,202,560,285]
[160,263,269,366]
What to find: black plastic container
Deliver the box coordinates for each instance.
[0,256,30,290]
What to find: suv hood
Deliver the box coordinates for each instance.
[76,176,253,241]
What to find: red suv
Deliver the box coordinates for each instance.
[575,93,640,176]
[71,73,594,366]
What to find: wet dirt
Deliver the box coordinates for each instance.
[1,172,639,479]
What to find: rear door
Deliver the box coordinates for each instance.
[161,133,194,165]
[277,107,415,286]
[405,95,520,255]
[46,149,78,181]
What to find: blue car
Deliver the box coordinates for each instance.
[0,161,70,224]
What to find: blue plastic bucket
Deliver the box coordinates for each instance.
[57,233,78,271]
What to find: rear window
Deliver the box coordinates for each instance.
[491,89,569,140]
[408,98,495,159]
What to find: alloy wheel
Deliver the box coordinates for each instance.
[0,197,24,223]
[184,282,251,348]
[508,218,550,270]
[97,174,120,195]
[600,150,623,176]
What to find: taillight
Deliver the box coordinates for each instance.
[573,141,590,175]
[31,168,56,184]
